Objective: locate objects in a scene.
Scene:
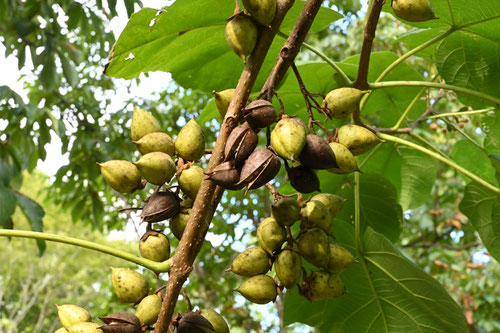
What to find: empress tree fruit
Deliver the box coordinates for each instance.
[287,165,321,194]
[179,165,204,200]
[297,228,330,269]
[132,132,175,156]
[141,190,180,223]
[67,322,102,333]
[97,160,142,193]
[327,242,356,271]
[206,161,243,190]
[271,117,307,161]
[300,200,333,236]
[311,193,345,220]
[224,122,258,166]
[235,274,277,304]
[131,106,161,141]
[175,118,205,161]
[57,304,91,328]
[391,0,437,22]
[337,124,382,156]
[327,142,360,174]
[175,311,216,333]
[225,14,258,62]
[139,232,170,262]
[271,197,300,227]
[199,309,230,333]
[213,89,235,118]
[257,217,286,254]
[238,147,280,191]
[170,209,190,240]
[275,250,302,289]
[298,134,338,169]
[227,246,270,277]
[133,152,176,185]
[110,267,149,304]
[242,100,277,129]
[135,294,162,326]
[308,271,346,301]
[322,87,367,119]
[242,0,276,26]
[99,313,141,333]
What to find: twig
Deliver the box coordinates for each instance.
[403,241,482,251]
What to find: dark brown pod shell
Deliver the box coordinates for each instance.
[176,311,215,333]
[287,165,320,194]
[243,100,277,129]
[99,313,141,333]
[206,161,243,190]
[299,134,338,170]
[224,122,258,165]
[140,191,180,222]
[238,147,281,192]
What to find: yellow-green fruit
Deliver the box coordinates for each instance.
[311,193,345,219]
[110,267,149,304]
[133,152,176,185]
[309,271,346,301]
[179,165,204,200]
[337,125,382,156]
[57,304,91,329]
[242,0,276,26]
[213,89,235,118]
[136,294,162,326]
[322,88,367,119]
[131,106,161,141]
[327,142,360,174]
[67,322,102,333]
[199,309,230,333]
[271,117,307,161]
[139,233,170,262]
[97,160,142,193]
[133,132,175,156]
[257,217,286,254]
[175,118,205,161]
[275,250,302,289]
[271,197,300,227]
[235,275,277,304]
[300,200,333,236]
[225,15,258,62]
[392,0,437,22]
[327,242,356,271]
[55,328,69,333]
[227,246,270,277]
[297,228,330,269]
[170,209,190,240]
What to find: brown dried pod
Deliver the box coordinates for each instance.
[298,134,338,170]
[174,311,216,333]
[224,122,258,165]
[243,100,277,129]
[206,161,243,190]
[287,165,320,194]
[99,313,141,333]
[140,190,180,223]
[238,147,281,193]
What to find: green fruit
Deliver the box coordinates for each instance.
[179,165,204,200]
[242,0,276,26]
[235,275,277,304]
[337,125,382,156]
[270,117,307,161]
[170,209,190,240]
[227,246,270,277]
[257,217,286,254]
[311,193,345,219]
[175,118,205,161]
[135,294,162,326]
[57,304,91,328]
[275,250,302,289]
[391,0,437,22]
[327,242,356,271]
[297,228,330,269]
[139,232,170,262]
[67,322,102,333]
[97,160,142,193]
[131,106,161,141]
[309,271,346,301]
[327,142,360,174]
[271,197,300,227]
[133,132,175,156]
[300,200,333,236]
[110,267,149,304]
[133,152,176,185]
[199,309,230,333]
[322,88,367,119]
[213,89,235,118]
[55,328,69,333]
[225,14,258,62]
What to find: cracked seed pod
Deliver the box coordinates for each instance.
[199,309,229,333]
[275,249,302,289]
[242,100,277,129]
[131,106,161,141]
[135,294,162,326]
[141,191,180,223]
[206,161,243,190]
[271,197,300,227]
[133,152,176,185]
[57,304,91,329]
[110,267,149,304]
[99,313,141,333]
[327,142,360,174]
[298,134,338,169]
[225,14,258,63]
[139,231,170,262]
[337,125,382,156]
[300,200,333,236]
[311,193,345,220]
[297,228,330,269]
[179,165,204,200]
[55,328,69,333]
[308,271,346,301]
[97,160,142,194]
[175,311,216,333]
[132,132,175,156]
[175,118,205,161]
[287,165,321,194]
[391,0,437,22]
[235,275,277,304]
[257,217,286,254]
[213,89,235,118]
[327,242,356,271]
[227,246,270,277]
[238,147,281,192]
[170,208,190,240]
[322,88,367,119]
[67,322,102,333]
[242,0,276,26]
[271,117,307,161]
[224,122,258,166]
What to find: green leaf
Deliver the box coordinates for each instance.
[451,140,498,186]
[39,54,58,91]
[59,53,78,87]
[0,187,18,225]
[484,114,500,156]
[15,192,46,255]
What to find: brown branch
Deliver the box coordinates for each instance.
[403,241,482,251]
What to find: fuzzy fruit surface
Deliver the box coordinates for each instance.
[57,304,92,329]
[271,117,307,161]
[327,142,360,174]
[275,250,302,289]
[133,132,175,156]
[131,106,161,141]
[170,209,190,240]
[213,89,235,118]
[242,0,276,26]
[338,124,382,156]
[134,152,176,185]
[110,267,149,304]
[139,233,170,262]
[311,193,345,219]
[175,118,205,161]
[322,87,366,119]
[327,242,356,271]
[228,246,270,277]
[309,271,345,301]
[257,217,286,254]
[225,14,258,62]
[297,228,330,269]
[135,294,162,326]
[179,165,204,200]
[235,274,277,304]
[67,322,102,333]
[392,0,437,22]
[199,309,230,333]
[300,200,333,236]
[97,160,142,194]
[272,197,300,226]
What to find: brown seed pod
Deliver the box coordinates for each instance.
[224,122,258,165]
[99,312,141,333]
[243,100,278,129]
[140,191,180,223]
[238,147,281,193]
[287,165,320,194]
[174,311,216,333]
[206,161,243,190]
[298,134,338,170]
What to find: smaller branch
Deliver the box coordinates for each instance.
[440,118,483,150]
[354,171,362,254]
[404,241,482,251]
[426,108,495,119]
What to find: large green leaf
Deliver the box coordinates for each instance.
[484,114,500,156]
[0,187,17,225]
[451,139,498,186]
[15,192,46,255]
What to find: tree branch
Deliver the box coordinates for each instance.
[403,241,482,251]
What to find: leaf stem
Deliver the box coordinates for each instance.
[409,133,449,160]
[354,171,362,254]
[392,87,427,131]
[426,108,495,119]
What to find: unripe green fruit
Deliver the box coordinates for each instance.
[235,275,277,304]
[297,228,330,269]
[139,233,170,262]
[175,118,205,161]
[309,271,346,301]
[257,217,286,254]
[57,304,91,328]
[242,0,276,26]
[213,89,235,118]
[327,242,356,271]
[199,309,230,333]
[179,165,204,200]
[135,294,162,326]
[225,14,258,62]
[322,88,367,119]
[111,267,149,304]
[133,132,175,156]
[227,246,270,277]
[271,197,300,227]
[170,209,190,240]
[327,142,360,174]
[134,152,176,185]
[300,200,333,236]
[67,322,102,333]
[391,0,437,22]
[271,117,307,161]
[131,106,161,141]
[55,328,69,333]
[275,250,302,289]
[97,160,142,194]
[311,193,345,219]
[337,125,382,156]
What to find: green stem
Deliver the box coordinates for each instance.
[392,87,427,131]
[440,118,483,150]
[354,171,362,254]
[378,133,500,194]
[358,142,383,169]
[409,133,449,160]
[0,229,171,274]
[426,108,495,119]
